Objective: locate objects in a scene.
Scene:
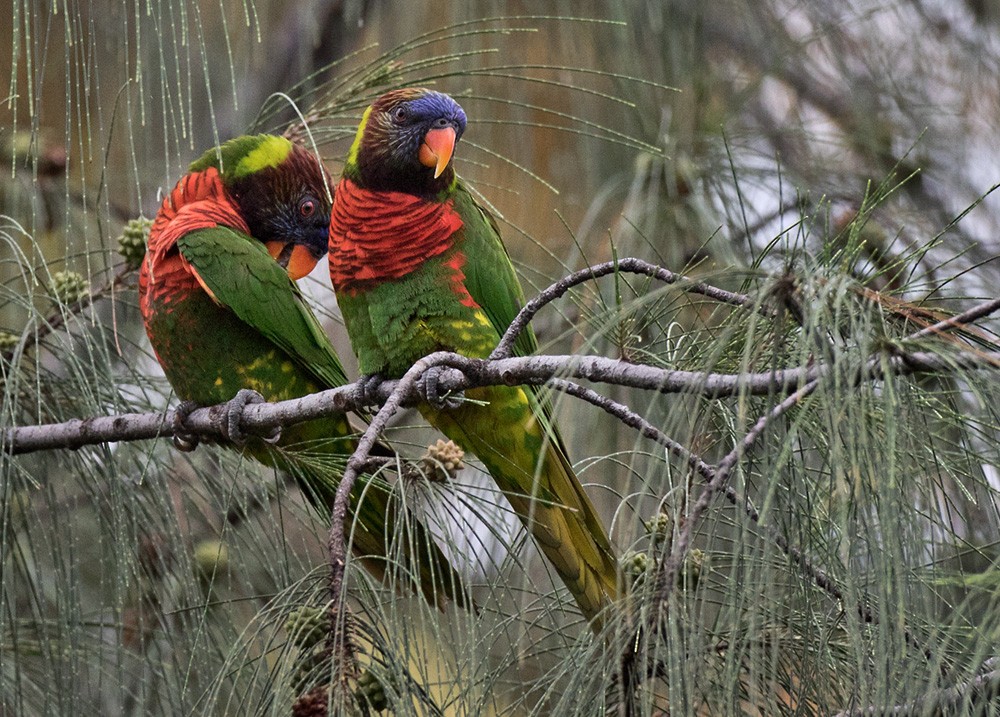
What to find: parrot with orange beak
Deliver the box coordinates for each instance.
[139,134,468,608]
[329,89,619,629]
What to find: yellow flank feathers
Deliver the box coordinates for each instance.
[239,352,279,373]
[346,107,373,168]
[234,136,292,178]
[441,314,495,355]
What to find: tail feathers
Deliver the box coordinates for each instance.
[513,479,619,628]
[419,388,620,630]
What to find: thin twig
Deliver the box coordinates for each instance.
[906,296,1000,340]
[544,378,844,606]
[326,352,457,611]
[833,660,1000,717]
[655,379,821,601]
[545,378,714,480]
[654,294,1000,600]
[641,298,1000,678]
[491,257,766,360]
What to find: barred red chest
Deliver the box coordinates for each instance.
[328,177,465,292]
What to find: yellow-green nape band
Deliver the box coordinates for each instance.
[346,106,373,168]
[233,135,293,178]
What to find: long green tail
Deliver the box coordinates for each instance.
[418,384,618,629]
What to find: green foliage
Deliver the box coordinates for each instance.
[117,218,152,272]
[48,270,90,305]
[4,4,1000,716]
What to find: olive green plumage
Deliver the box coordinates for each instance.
[329,90,619,629]
[139,135,468,609]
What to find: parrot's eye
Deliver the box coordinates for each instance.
[392,106,408,123]
[299,197,316,218]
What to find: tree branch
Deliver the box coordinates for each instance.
[656,294,1000,598]
[656,377,820,601]
[906,296,1000,340]
[6,347,997,455]
[4,254,998,699]
[546,377,846,610]
[644,297,1000,673]
[326,353,456,629]
[490,256,767,360]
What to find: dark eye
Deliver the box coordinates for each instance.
[299,197,316,218]
[392,106,408,123]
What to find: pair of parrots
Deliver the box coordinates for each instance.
[138,88,618,627]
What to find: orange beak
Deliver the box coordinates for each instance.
[265,241,321,280]
[419,126,457,178]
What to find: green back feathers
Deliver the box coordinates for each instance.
[452,183,538,359]
[189,134,293,181]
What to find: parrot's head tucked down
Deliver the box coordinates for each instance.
[346,88,467,195]
[189,135,332,279]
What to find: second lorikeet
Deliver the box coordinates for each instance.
[328,89,619,628]
[138,134,467,608]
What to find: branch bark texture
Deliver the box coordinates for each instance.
[5,348,998,455]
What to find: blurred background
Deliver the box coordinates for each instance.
[7,1,999,297]
[3,1,1000,714]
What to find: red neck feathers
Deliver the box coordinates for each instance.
[328,177,464,292]
[140,165,252,309]
[146,167,250,268]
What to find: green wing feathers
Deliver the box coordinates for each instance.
[174,227,470,609]
[176,227,348,388]
[453,184,539,359]
[447,186,620,626]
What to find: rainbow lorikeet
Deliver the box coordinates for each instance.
[328,89,619,627]
[138,134,467,608]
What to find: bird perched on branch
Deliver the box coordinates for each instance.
[328,89,619,629]
[138,134,467,608]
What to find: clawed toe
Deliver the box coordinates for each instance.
[421,365,464,410]
[356,373,385,410]
[221,389,280,445]
[172,400,201,452]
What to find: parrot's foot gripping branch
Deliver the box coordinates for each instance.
[170,389,281,451]
[220,389,281,446]
[172,400,202,452]
[419,365,464,410]
[355,373,386,411]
